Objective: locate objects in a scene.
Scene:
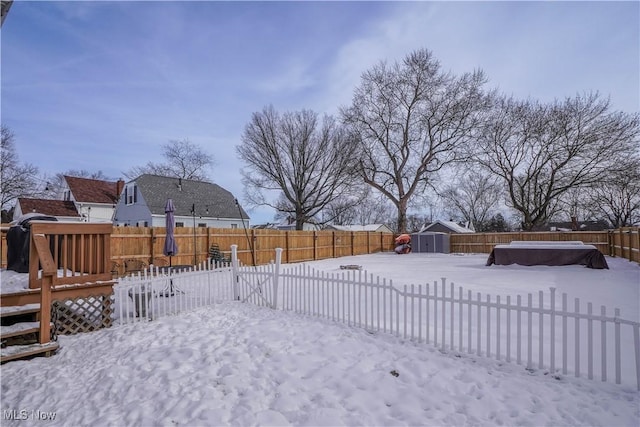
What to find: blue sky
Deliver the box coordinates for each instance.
[2,1,638,224]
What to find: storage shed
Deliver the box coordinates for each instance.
[410,232,450,253]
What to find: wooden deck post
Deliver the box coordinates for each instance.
[32,234,56,344]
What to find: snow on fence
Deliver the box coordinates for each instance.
[113,262,234,324]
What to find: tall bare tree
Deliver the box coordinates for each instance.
[238,106,359,230]
[439,170,502,231]
[1,126,40,211]
[475,93,640,230]
[342,48,489,232]
[588,159,640,227]
[125,138,214,181]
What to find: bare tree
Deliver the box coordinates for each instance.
[438,170,502,231]
[1,126,40,211]
[125,139,214,181]
[321,186,396,227]
[238,106,359,230]
[587,159,640,227]
[342,48,489,233]
[475,93,640,230]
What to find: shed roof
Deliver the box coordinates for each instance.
[421,220,475,233]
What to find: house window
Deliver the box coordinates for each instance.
[124,184,138,205]
[63,190,71,201]
[176,222,184,227]
[231,224,238,229]
[198,223,207,228]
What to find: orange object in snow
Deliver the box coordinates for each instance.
[395,234,411,245]
[394,234,412,254]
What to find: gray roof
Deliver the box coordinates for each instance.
[132,174,249,220]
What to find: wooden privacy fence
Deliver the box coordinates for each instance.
[2,225,638,269]
[450,231,611,254]
[109,226,394,268]
[450,229,640,263]
[610,227,640,263]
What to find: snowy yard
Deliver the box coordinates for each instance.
[1,253,639,426]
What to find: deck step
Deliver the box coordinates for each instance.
[1,321,54,339]
[0,342,59,363]
[0,304,41,318]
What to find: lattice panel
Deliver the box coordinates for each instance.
[53,294,114,335]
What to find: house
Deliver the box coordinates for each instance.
[270,217,320,231]
[420,220,475,234]
[60,175,123,223]
[324,224,393,233]
[13,198,81,222]
[538,219,610,232]
[12,175,122,223]
[112,174,249,228]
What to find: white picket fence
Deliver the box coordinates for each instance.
[113,246,640,390]
[113,262,234,324]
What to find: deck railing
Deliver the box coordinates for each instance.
[1,222,117,341]
[28,222,113,289]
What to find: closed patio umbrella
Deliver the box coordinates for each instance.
[163,198,178,267]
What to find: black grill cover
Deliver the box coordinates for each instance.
[6,214,58,273]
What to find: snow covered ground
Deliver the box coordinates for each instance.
[1,253,639,426]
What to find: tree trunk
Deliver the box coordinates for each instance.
[396,199,408,233]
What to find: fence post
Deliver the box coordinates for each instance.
[333,232,336,258]
[635,227,640,263]
[619,228,624,259]
[273,248,282,310]
[313,231,317,260]
[231,244,239,300]
[351,232,355,255]
[285,231,290,263]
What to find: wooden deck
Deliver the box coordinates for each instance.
[1,222,116,362]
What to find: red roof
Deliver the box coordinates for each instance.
[18,198,80,217]
[65,176,118,204]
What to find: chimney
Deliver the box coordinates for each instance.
[116,179,125,198]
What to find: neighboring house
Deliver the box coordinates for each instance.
[272,217,320,231]
[13,198,81,222]
[113,174,249,228]
[61,175,123,223]
[12,176,122,223]
[324,224,393,233]
[537,219,611,232]
[420,220,475,234]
